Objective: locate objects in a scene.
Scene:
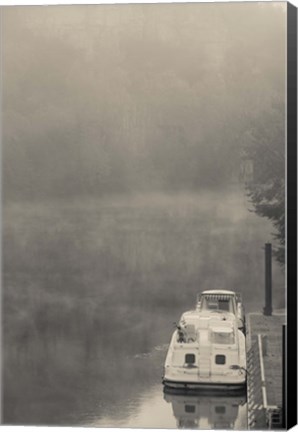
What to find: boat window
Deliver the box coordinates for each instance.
[201,295,235,313]
[215,354,226,365]
[185,353,195,364]
[185,405,196,413]
[218,299,230,311]
[202,298,218,310]
[215,406,226,414]
[210,331,235,344]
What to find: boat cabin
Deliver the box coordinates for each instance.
[196,290,245,333]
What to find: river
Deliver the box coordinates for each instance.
[2,187,283,427]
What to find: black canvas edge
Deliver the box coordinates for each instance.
[287,2,297,430]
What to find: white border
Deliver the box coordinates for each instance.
[0,0,296,7]
[0,2,294,432]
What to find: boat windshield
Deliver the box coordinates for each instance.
[210,330,235,344]
[201,295,235,313]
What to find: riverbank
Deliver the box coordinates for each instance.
[247,310,285,408]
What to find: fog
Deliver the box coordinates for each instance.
[3,3,285,200]
[2,3,286,427]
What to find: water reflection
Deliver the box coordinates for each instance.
[164,390,247,430]
[90,379,247,429]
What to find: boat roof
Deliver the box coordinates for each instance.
[211,326,233,333]
[181,309,235,318]
[201,290,236,296]
[180,310,236,327]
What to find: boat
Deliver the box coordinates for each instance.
[162,290,247,391]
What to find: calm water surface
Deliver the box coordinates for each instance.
[87,347,248,430]
[3,189,281,427]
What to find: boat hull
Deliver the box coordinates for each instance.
[163,378,246,392]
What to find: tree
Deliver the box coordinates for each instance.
[243,103,285,266]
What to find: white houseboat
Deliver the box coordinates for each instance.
[162,291,246,391]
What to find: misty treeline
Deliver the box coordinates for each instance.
[3,3,285,201]
[244,103,285,265]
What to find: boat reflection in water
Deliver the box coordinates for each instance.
[163,389,247,430]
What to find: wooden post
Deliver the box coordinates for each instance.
[263,243,272,316]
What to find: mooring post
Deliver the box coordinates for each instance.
[263,243,272,316]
